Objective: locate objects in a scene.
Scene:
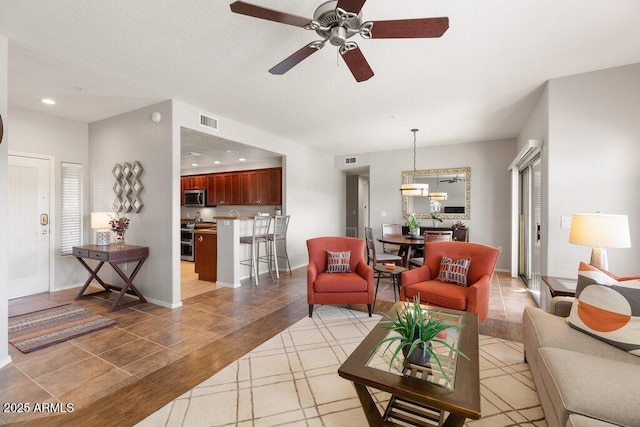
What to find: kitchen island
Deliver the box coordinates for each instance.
[194,228,217,282]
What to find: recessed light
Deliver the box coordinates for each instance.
[238,158,246,162]
[41,98,56,105]
[191,163,198,167]
[213,161,221,164]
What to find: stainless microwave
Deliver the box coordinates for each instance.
[184,189,206,207]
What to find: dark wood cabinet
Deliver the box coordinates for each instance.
[239,168,282,205]
[184,167,282,207]
[183,175,206,190]
[206,173,240,206]
[194,232,217,282]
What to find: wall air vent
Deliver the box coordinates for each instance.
[199,113,219,131]
[345,157,357,165]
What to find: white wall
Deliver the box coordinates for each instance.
[546,64,640,277]
[0,34,10,367]
[89,100,174,305]
[7,108,89,289]
[336,138,516,271]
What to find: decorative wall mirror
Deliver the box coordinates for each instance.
[402,167,471,220]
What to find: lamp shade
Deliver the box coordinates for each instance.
[400,183,429,197]
[91,212,111,230]
[569,213,631,248]
[429,192,448,201]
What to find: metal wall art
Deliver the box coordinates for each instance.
[112,160,144,213]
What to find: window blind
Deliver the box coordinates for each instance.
[61,162,84,255]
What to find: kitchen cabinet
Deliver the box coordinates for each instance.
[194,231,217,282]
[183,167,281,207]
[239,168,282,205]
[183,175,206,190]
[206,173,240,206]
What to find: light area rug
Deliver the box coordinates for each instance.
[138,306,545,427]
[9,304,117,353]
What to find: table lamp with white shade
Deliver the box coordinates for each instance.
[91,212,112,246]
[568,213,631,270]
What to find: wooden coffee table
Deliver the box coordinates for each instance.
[338,303,480,426]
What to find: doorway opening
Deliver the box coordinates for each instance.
[345,167,370,238]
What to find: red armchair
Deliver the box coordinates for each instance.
[400,241,499,323]
[307,237,374,317]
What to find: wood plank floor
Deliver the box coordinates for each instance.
[2,267,535,426]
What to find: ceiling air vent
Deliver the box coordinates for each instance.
[345,157,357,165]
[199,113,219,131]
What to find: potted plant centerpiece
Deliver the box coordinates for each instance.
[406,213,421,238]
[372,297,467,385]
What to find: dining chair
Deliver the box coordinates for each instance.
[381,223,403,254]
[365,227,403,306]
[409,230,453,268]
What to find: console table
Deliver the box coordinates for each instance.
[73,244,149,312]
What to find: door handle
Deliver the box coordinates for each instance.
[198,236,203,242]
[39,230,48,234]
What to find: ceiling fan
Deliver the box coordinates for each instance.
[440,175,465,183]
[229,0,449,82]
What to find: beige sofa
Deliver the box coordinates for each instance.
[523,298,640,427]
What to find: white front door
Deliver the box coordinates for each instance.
[8,155,51,298]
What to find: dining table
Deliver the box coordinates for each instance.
[377,233,425,268]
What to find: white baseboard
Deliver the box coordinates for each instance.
[0,355,12,369]
[145,297,182,309]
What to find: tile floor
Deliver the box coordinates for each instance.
[140,306,545,426]
[1,265,536,425]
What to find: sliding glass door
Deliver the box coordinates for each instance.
[519,156,542,305]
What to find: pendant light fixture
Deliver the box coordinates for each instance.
[429,174,448,201]
[400,128,429,197]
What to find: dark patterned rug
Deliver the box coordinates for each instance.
[8,304,116,353]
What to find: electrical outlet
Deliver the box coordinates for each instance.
[497,246,503,252]
[561,216,572,229]
[381,211,387,217]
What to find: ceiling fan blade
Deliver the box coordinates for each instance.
[370,17,449,39]
[341,46,374,82]
[336,0,367,14]
[230,1,311,28]
[269,45,319,75]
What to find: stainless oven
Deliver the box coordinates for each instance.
[180,224,195,261]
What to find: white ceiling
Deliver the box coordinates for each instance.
[2,0,640,158]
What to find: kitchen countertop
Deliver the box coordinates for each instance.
[194,229,217,235]
[213,215,254,220]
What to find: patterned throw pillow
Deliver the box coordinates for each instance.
[436,256,472,286]
[568,262,640,356]
[326,251,351,273]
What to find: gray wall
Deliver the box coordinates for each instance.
[336,138,516,271]
[545,64,640,277]
[89,100,174,305]
[7,108,90,289]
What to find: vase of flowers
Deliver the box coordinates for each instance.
[429,200,444,227]
[109,213,130,249]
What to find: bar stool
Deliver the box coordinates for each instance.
[267,215,291,279]
[239,215,272,285]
